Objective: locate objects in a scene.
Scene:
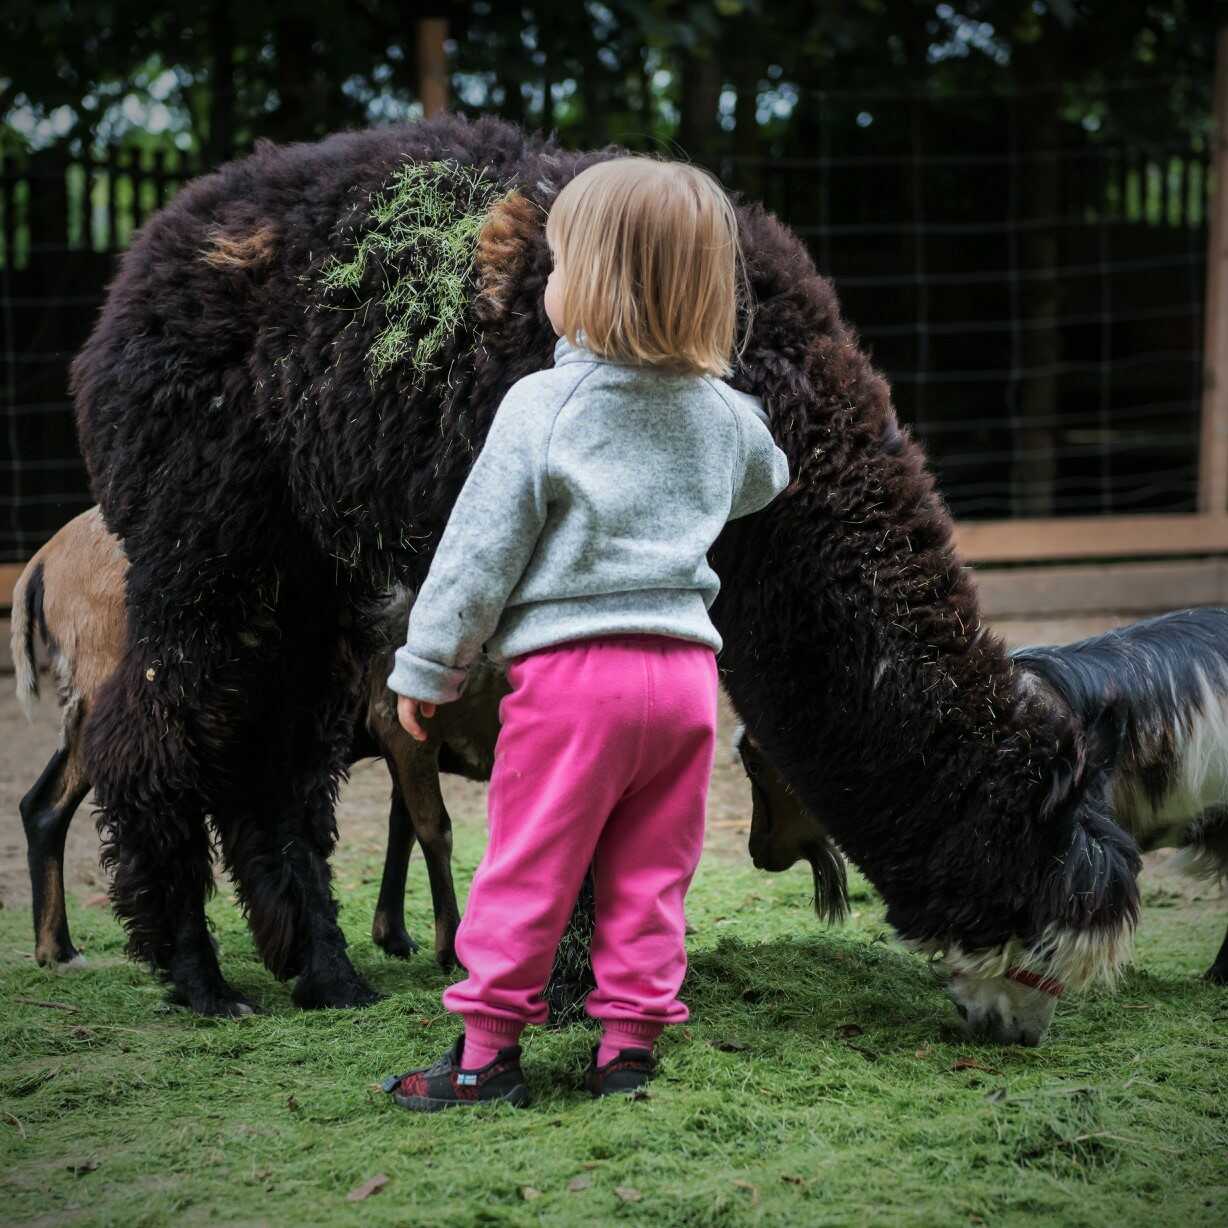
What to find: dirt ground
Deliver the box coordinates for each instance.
[0,612,1196,916]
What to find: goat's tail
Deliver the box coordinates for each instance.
[811,835,850,925]
[10,558,42,720]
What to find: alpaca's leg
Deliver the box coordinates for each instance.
[91,720,254,1017]
[385,749,460,970]
[216,766,380,1008]
[22,748,90,967]
[85,576,265,1016]
[1206,926,1228,984]
[218,616,379,1009]
[371,786,420,959]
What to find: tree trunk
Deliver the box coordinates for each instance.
[274,15,316,140]
[208,0,235,164]
[1011,65,1061,517]
[731,41,760,198]
[416,18,449,117]
[678,44,721,165]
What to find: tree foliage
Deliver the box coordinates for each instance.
[0,2,1218,162]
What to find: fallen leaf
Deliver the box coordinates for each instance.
[520,1186,542,1201]
[836,1023,864,1038]
[733,1179,760,1205]
[914,1045,932,1059]
[615,1186,642,1203]
[84,893,110,908]
[709,1038,750,1053]
[568,1175,593,1192]
[951,1058,1002,1075]
[346,1173,390,1202]
[67,1159,99,1176]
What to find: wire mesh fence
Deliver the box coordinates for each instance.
[2,147,208,561]
[723,84,1211,524]
[0,80,1214,563]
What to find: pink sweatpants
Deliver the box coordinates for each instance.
[442,634,718,1036]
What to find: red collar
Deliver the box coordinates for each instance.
[1005,967,1065,997]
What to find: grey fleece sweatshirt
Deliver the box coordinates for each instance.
[387,335,790,703]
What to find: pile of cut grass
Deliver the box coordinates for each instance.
[2,825,1226,1227]
[320,161,507,384]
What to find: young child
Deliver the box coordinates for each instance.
[382,157,789,1111]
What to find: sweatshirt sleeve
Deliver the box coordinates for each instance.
[729,400,791,521]
[387,384,552,703]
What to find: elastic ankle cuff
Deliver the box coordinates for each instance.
[462,1012,524,1048]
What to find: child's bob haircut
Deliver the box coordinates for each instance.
[545,157,747,378]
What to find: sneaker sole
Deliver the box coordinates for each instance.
[393,1085,531,1112]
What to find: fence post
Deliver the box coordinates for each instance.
[417,18,449,117]
[1199,26,1228,516]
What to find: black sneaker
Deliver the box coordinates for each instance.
[382,1036,530,1112]
[584,1047,656,1097]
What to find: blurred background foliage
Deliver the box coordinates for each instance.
[1,2,1217,164]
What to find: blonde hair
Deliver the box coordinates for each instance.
[545,157,746,377]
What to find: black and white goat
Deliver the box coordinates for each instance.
[739,608,1228,1040]
[1014,609,1228,983]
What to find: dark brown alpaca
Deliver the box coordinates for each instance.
[71,115,1139,1040]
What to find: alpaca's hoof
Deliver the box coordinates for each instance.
[435,944,458,972]
[1204,964,1228,985]
[167,984,259,1018]
[293,971,383,1010]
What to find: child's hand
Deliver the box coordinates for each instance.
[398,695,437,742]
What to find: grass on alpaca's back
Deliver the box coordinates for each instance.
[1,825,1226,1228]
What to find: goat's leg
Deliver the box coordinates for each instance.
[22,748,90,967]
[419,811,461,971]
[371,784,420,959]
[1206,925,1228,984]
[387,750,460,970]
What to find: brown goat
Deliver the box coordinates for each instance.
[11,508,505,974]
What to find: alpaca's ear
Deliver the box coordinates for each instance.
[474,192,545,322]
[1035,801,1141,937]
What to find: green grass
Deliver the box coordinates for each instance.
[2,831,1226,1228]
[319,160,507,384]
